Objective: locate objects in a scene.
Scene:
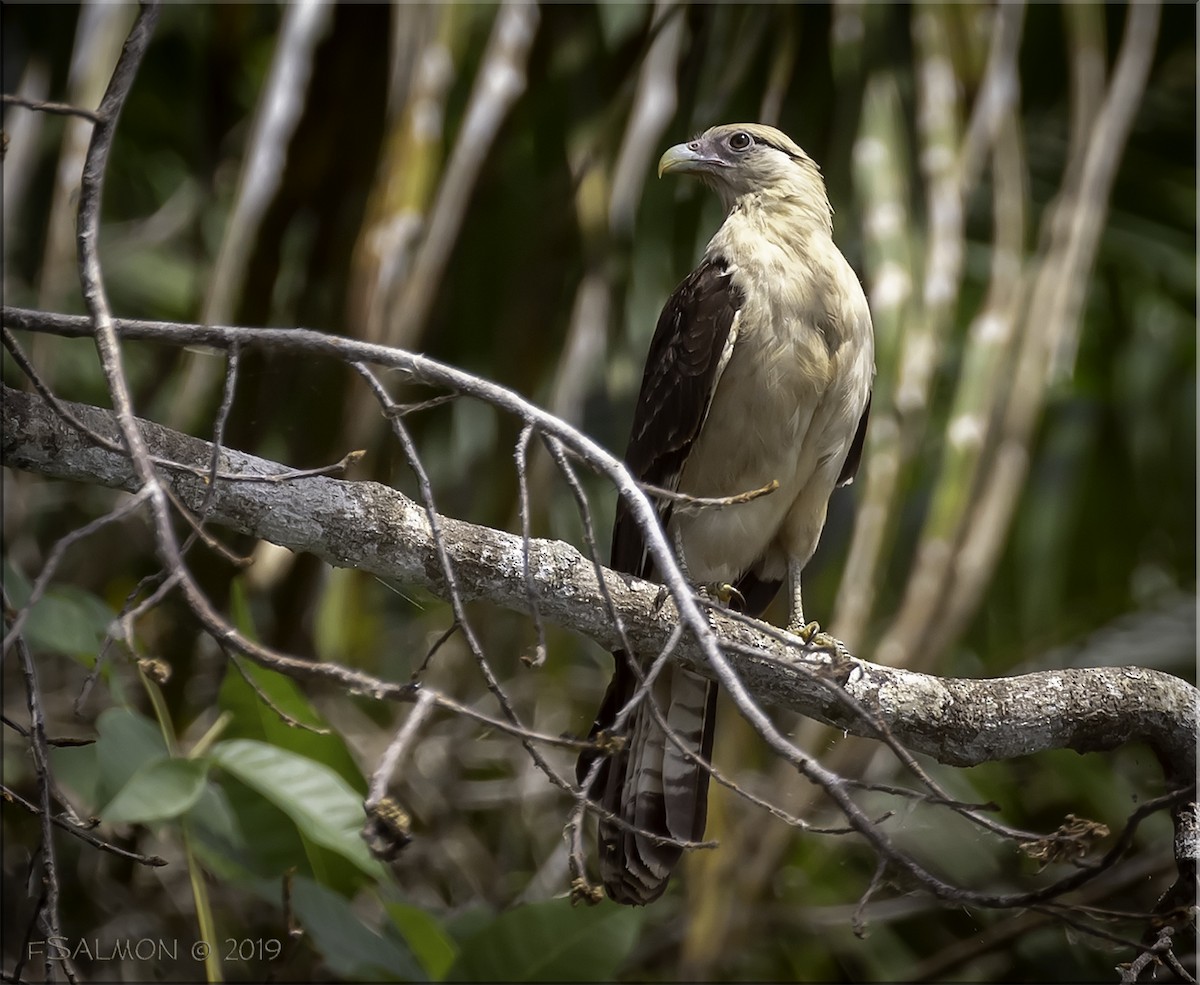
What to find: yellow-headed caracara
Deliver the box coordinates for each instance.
[578,124,874,905]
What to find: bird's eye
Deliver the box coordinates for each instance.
[728,131,753,151]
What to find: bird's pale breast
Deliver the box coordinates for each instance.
[671,225,872,584]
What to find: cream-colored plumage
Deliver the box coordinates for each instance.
[580,124,874,905]
[673,132,873,602]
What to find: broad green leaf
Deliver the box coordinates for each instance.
[19,583,115,664]
[189,775,301,881]
[48,741,98,809]
[94,707,170,809]
[447,900,642,982]
[210,739,382,879]
[385,902,457,981]
[290,876,423,981]
[102,757,208,824]
[216,610,366,796]
[185,782,244,853]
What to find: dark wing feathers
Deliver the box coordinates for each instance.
[837,393,871,487]
[578,256,744,903]
[610,256,744,578]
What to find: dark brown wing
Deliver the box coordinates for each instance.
[609,256,745,579]
[578,257,743,904]
[837,393,871,487]
[578,257,742,767]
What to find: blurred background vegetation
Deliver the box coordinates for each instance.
[2,2,1195,982]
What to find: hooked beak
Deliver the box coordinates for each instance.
[658,141,722,178]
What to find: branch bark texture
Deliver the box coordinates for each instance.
[4,381,1195,787]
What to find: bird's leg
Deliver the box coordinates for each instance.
[670,529,743,610]
[785,558,835,647]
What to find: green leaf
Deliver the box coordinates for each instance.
[189,775,303,882]
[210,739,382,880]
[94,707,170,809]
[447,900,642,982]
[385,902,457,981]
[291,876,423,981]
[20,583,116,664]
[102,757,209,825]
[216,631,366,795]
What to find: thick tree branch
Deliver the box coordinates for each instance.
[3,381,1195,789]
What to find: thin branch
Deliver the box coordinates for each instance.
[5,379,1194,784]
[226,651,331,735]
[5,597,77,984]
[2,487,153,656]
[1,92,100,123]
[365,688,438,809]
[1,784,167,867]
[515,423,547,668]
[5,378,1194,918]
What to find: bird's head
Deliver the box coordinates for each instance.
[658,123,831,228]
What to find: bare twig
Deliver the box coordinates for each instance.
[6,379,1195,786]
[639,477,779,513]
[5,594,77,984]
[2,487,152,656]
[365,688,438,809]
[1,784,167,867]
[1,92,100,123]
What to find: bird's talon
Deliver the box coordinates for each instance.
[712,583,745,610]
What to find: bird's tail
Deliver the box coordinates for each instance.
[582,659,717,905]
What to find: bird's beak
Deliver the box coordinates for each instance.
[658,141,719,178]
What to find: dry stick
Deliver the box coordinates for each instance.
[5,333,1196,918]
[352,362,575,802]
[514,423,547,668]
[5,595,77,984]
[4,324,355,488]
[366,688,438,809]
[853,857,891,938]
[0,717,92,748]
[539,435,637,668]
[1,784,167,867]
[77,567,186,715]
[161,482,252,567]
[1,92,101,123]
[226,651,330,735]
[639,478,779,513]
[3,324,136,461]
[197,342,241,519]
[1,487,153,655]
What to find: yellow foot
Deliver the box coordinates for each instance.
[702,582,745,610]
[787,619,839,650]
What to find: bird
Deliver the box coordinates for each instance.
[576,123,874,905]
